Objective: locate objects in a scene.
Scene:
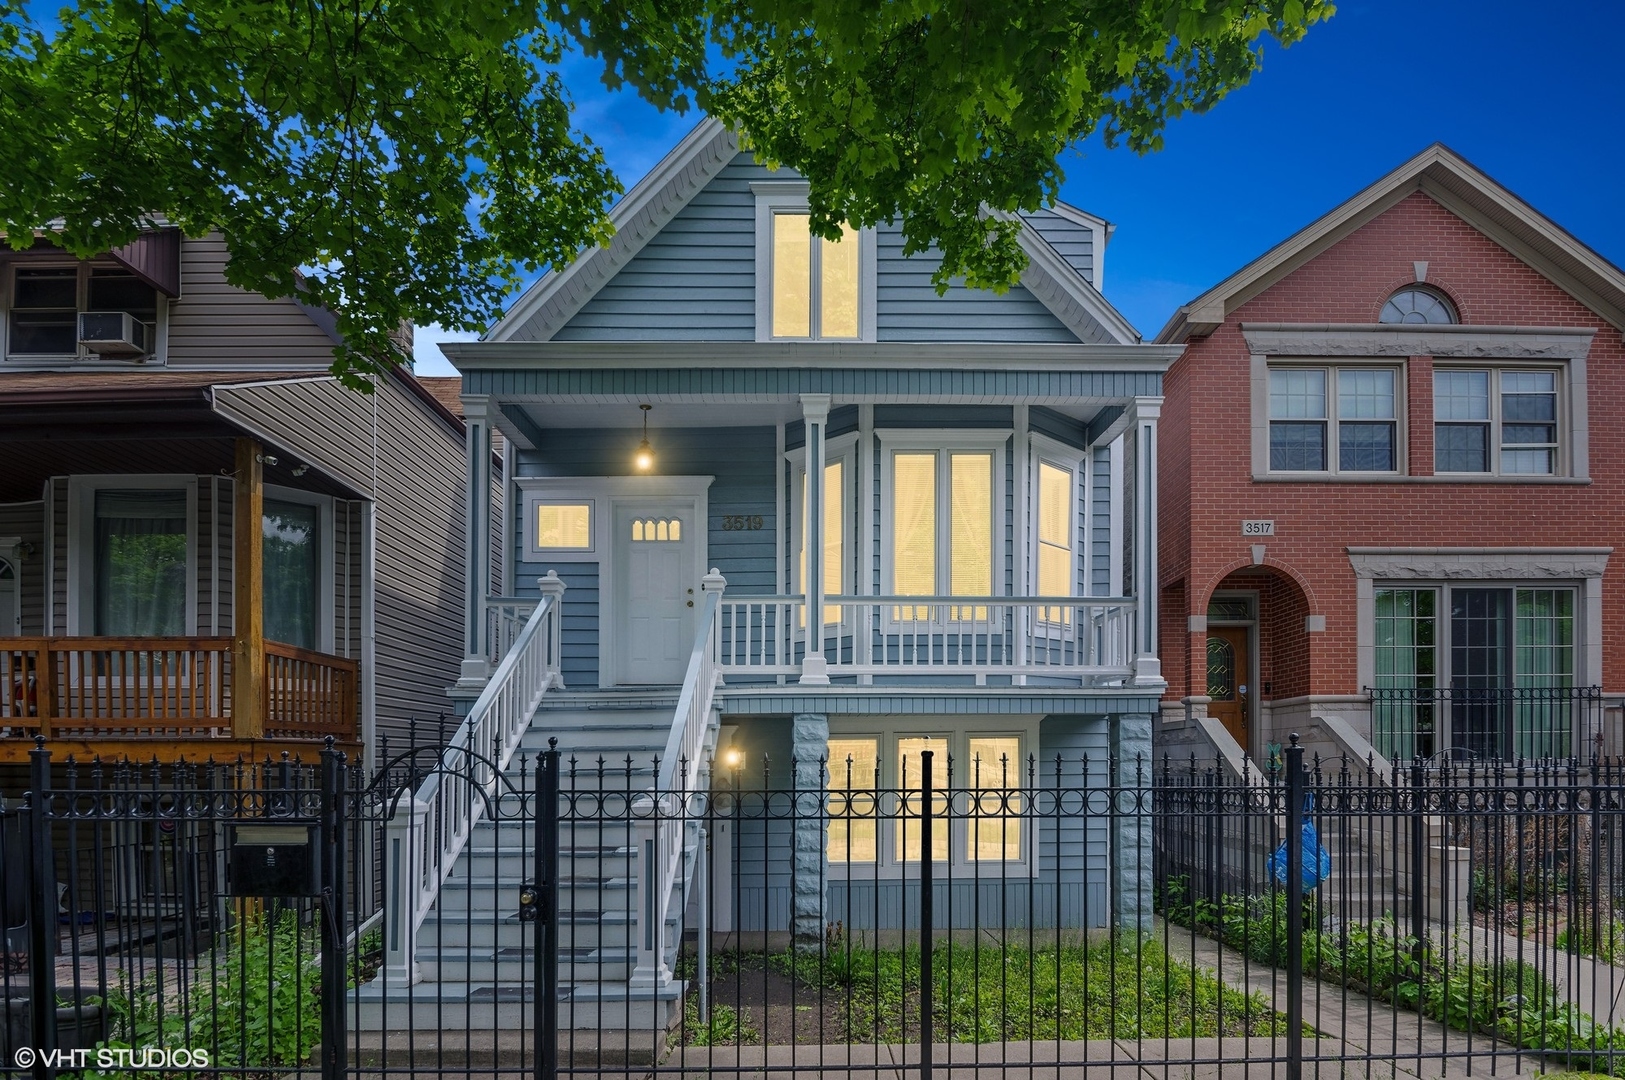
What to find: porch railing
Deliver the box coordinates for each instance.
[0,636,356,743]
[1367,683,1605,762]
[384,573,563,983]
[632,569,726,987]
[484,595,540,667]
[716,594,1136,683]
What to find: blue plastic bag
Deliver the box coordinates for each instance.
[1268,805,1332,890]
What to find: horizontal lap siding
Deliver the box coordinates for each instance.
[0,502,44,634]
[211,378,466,746]
[1091,448,1112,595]
[554,156,764,341]
[552,153,1092,345]
[728,713,1111,932]
[165,234,341,369]
[513,426,777,683]
[876,229,1078,344]
[1020,209,1096,285]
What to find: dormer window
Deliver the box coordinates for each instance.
[1380,287,1457,325]
[753,180,875,342]
[7,264,159,360]
[772,215,860,339]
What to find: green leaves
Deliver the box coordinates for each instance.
[1,0,1331,385]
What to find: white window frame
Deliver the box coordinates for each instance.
[66,475,199,636]
[1,261,169,367]
[1028,434,1084,628]
[527,498,598,555]
[1432,365,1567,477]
[752,180,877,343]
[787,432,857,624]
[823,720,1036,878]
[1265,362,1404,476]
[878,429,1008,618]
[262,484,337,654]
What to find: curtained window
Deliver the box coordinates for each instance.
[94,490,188,636]
[264,499,319,649]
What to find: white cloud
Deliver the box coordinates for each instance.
[411,323,483,376]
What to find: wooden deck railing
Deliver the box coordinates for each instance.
[0,636,359,756]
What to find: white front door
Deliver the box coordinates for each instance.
[614,501,697,685]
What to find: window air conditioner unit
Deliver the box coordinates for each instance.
[78,311,150,358]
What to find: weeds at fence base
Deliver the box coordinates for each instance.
[676,936,1289,1046]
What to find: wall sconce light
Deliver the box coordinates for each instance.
[723,744,743,770]
[634,404,655,472]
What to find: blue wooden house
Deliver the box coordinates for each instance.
[365,119,1179,1030]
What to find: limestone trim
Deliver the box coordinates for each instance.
[1241,324,1595,360]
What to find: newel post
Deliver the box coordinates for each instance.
[383,796,430,986]
[537,571,567,685]
[628,794,671,992]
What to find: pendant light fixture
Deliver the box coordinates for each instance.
[634,404,655,472]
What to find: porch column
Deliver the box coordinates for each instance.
[459,394,494,685]
[791,713,829,951]
[232,437,266,740]
[800,393,832,685]
[1129,397,1164,688]
[1110,712,1154,931]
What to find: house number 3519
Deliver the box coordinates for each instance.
[722,515,764,531]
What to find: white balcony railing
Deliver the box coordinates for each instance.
[715,595,1136,684]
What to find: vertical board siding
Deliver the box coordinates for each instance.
[549,152,1090,345]
[165,234,343,369]
[0,502,44,634]
[513,426,778,682]
[1020,209,1096,285]
[211,377,467,747]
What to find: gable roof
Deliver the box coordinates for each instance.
[489,118,1141,345]
[1157,144,1625,343]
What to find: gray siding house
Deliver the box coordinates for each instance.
[372,118,1180,1028]
[0,229,472,769]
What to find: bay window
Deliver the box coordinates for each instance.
[93,489,188,636]
[883,437,1001,619]
[795,454,848,625]
[263,498,320,650]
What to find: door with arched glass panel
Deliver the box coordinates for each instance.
[1206,626,1250,751]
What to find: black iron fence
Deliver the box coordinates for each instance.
[5,737,1625,1079]
[1368,683,1604,762]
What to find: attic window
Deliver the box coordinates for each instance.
[1380,287,1457,325]
[753,181,875,343]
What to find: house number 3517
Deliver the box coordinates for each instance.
[722,515,764,531]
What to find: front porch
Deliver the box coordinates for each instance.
[0,634,357,762]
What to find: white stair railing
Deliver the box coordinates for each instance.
[382,571,565,986]
[630,569,726,990]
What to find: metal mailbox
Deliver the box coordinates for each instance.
[227,823,321,897]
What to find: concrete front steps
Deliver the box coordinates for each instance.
[355,692,700,1032]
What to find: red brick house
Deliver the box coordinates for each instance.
[1154,145,1625,767]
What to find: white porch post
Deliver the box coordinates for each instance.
[459,394,494,686]
[1130,397,1164,687]
[800,393,832,685]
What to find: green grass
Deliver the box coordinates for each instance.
[1557,916,1625,964]
[767,935,1291,1043]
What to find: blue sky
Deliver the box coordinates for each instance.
[413,0,1625,373]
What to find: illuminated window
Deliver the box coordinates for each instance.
[536,503,592,549]
[796,457,847,625]
[826,737,877,863]
[1036,461,1073,624]
[771,214,861,340]
[887,448,994,619]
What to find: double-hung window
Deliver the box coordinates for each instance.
[1269,366,1399,473]
[753,181,874,343]
[1434,369,1560,475]
[8,265,159,360]
[1032,445,1081,625]
[883,437,1001,619]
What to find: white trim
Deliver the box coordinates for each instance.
[0,554,17,634]
[1107,435,1125,597]
[523,497,599,556]
[263,483,337,653]
[787,433,858,618]
[443,339,1182,371]
[66,475,199,636]
[823,718,1040,877]
[876,429,1009,606]
[753,186,876,343]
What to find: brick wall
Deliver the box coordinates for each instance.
[1160,190,1625,707]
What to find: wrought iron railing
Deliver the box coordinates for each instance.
[1367,683,1605,761]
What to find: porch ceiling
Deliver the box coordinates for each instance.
[504,399,1121,432]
